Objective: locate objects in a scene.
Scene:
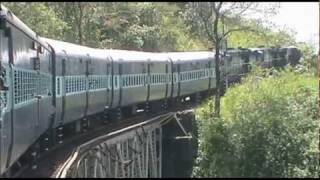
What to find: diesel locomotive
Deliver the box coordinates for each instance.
[0,5,301,176]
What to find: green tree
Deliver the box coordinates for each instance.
[3,2,69,40]
[227,22,297,48]
[184,2,279,117]
[295,42,317,75]
[46,2,101,47]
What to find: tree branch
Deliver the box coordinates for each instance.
[217,2,223,12]
[220,25,267,42]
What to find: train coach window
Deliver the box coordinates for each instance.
[131,76,133,86]
[139,75,142,85]
[137,76,139,86]
[133,76,135,86]
[132,76,134,86]
[129,76,132,86]
[114,76,118,88]
[122,76,125,87]
[139,75,141,85]
[134,76,137,86]
[126,76,129,87]
[131,76,134,86]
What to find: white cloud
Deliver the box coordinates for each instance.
[270,2,319,50]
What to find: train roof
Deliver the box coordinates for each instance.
[43,37,217,63]
[167,51,215,62]
[42,37,98,57]
[0,4,51,51]
[106,49,169,62]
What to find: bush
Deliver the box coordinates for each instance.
[192,67,319,178]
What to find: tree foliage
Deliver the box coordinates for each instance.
[3,2,69,40]
[183,2,281,118]
[2,2,316,77]
[193,67,319,177]
[2,2,309,53]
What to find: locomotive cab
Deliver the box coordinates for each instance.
[286,46,301,66]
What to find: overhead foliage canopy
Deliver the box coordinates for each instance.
[2,2,310,52]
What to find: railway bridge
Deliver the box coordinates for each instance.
[16,109,197,178]
[54,111,197,178]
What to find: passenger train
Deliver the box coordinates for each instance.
[0,5,301,176]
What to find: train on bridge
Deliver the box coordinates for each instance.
[0,5,301,176]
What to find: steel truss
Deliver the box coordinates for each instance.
[56,113,173,178]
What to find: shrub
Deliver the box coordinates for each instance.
[192,67,319,178]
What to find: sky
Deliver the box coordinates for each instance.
[269,2,319,51]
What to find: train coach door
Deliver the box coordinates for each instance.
[0,22,11,174]
[106,57,111,110]
[34,44,54,139]
[84,54,91,118]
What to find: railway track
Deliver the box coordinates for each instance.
[14,100,198,178]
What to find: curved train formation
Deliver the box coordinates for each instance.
[0,5,301,176]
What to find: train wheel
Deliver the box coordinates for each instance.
[145,102,150,113]
[116,107,122,121]
[102,109,109,124]
[30,142,40,171]
[81,118,89,133]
